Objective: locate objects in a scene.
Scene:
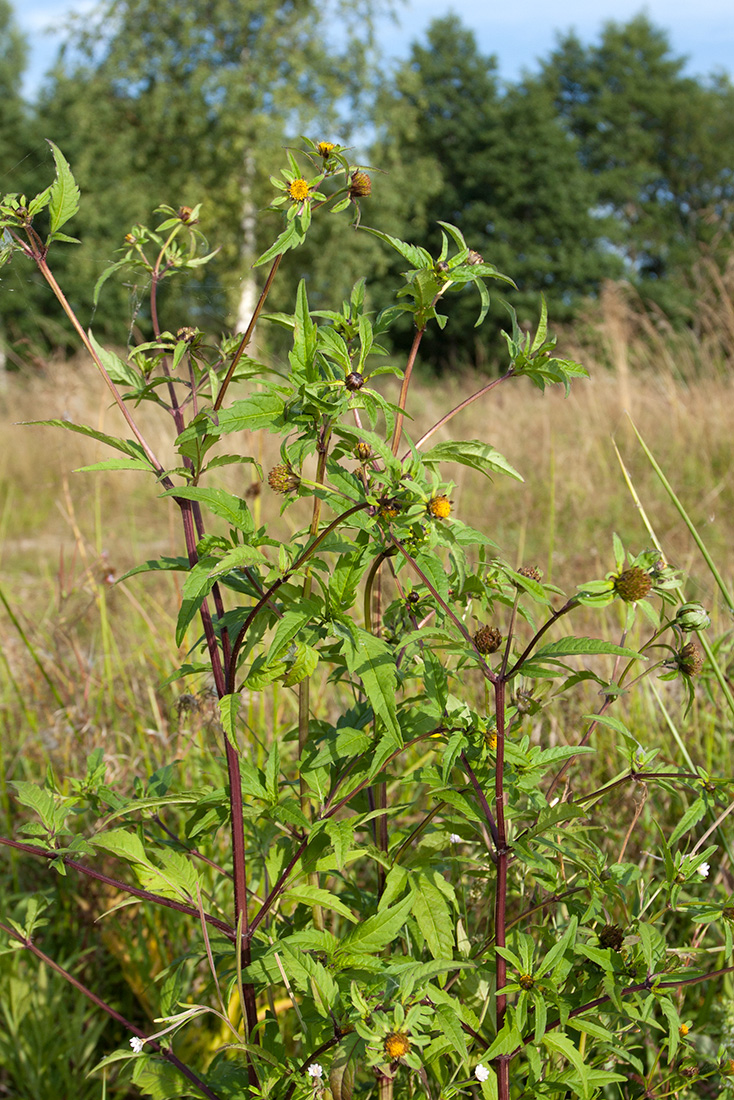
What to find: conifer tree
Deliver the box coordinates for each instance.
[372,16,616,368]
[537,14,734,312]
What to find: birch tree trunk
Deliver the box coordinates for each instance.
[234,152,259,350]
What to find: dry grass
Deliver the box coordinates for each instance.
[1,279,733,781]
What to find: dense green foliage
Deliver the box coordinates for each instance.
[2,3,734,370]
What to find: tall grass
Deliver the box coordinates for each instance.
[1,280,733,786]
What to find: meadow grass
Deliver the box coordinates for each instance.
[1,285,733,1097]
[1,288,733,780]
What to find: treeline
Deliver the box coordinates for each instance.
[2,0,734,370]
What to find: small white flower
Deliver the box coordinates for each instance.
[698,862,710,878]
[449,833,462,844]
[130,1036,145,1053]
[475,1064,490,1082]
[307,1063,324,1079]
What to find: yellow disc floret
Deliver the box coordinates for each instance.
[288,178,311,202]
[384,1032,411,1060]
[428,494,452,519]
[317,141,335,157]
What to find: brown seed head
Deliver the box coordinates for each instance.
[178,206,196,224]
[467,249,484,265]
[613,566,652,603]
[345,371,365,391]
[353,442,373,462]
[517,565,542,583]
[474,626,502,655]
[349,171,372,199]
[677,641,704,676]
[268,464,300,494]
[177,326,198,343]
[598,923,625,951]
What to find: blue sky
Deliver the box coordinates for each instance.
[12,0,734,99]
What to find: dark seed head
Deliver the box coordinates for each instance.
[474,626,502,655]
[677,641,704,676]
[598,923,625,951]
[613,566,652,603]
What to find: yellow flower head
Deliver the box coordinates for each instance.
[288,178,311,202]
[317,141,335,158]
[384,1032,410,1060]
[428,494,452,519]
[679,1024,689,1038]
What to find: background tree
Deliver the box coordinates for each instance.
[0,0,44,368]
[21,0,388,350]
[371,17,618,369]
[537,14,734,316]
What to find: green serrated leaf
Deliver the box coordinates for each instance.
[339,625,402,749]
[411,875,454,961]
[532,637,644,662]
[46,142,80,235]
[342,892,414,953]
[176,557,220,645]
[285,885,357,923]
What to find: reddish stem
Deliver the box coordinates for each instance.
[214,253,283,412]
[391,326,424,456]
[494,677,510,1100]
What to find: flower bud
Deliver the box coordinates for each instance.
[467,249,484,265]
[353,441,373,462]
[673,603,710,632]
[178,206,197,224]
[317,141,335,158]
